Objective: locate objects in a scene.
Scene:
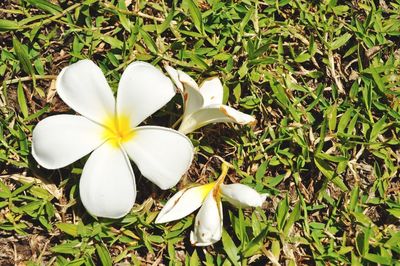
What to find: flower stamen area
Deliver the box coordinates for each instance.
[198,182,215,200]
[103,114,135,147]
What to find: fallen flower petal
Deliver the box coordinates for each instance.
[56,60,115,124]
[79,144,136,218]
[32,115,105,169]
[155,182,215,223]
[190,188,223,246]
[122,126,194,190]
[165,66,203,116]
[197,77,224,106]
[220,183,267,208]
[178,104,256,134]
[117,61,176,127]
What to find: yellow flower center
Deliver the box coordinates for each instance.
[192,164,230,202]
[102,114,135,147]
[197,182,217,200]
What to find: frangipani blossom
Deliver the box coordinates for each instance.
[32,60,194,218]
[155,165,266,246]
[165,66,256,134]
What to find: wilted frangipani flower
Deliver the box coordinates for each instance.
[32,60,194,218]
[155,164,266,246]
[165,66,256,134]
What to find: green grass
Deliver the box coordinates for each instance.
[1,0,400,265]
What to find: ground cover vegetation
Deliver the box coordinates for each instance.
[0,0,399,265]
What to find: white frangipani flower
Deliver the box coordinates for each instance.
[155,164,266,246]
[165,66,256,134]
[32,60,194,219]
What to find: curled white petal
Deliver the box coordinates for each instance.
[182,85,204,118]
[220,183,266,208]
[117,61,175,127]
[165,66,203,116]
[165,66,199,93]
[179,104,256,134]
[56,60,115,124]
[220,105,256,125]
[165,66,184,93]
[176,69,199,91]
[122,126,194,190]
[199,77,224,106]
[190,190,223,246]
[79,143,136,218]
[166,67,256,134]
[155,183,216,224]
[32,115,105,169]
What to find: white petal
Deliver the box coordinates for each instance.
[179,104,256,134]
[220,184,267,208]
[32,115,105,169]
[56,60,115,124]
[165,66,199,93]
[117,62,175,127]
[165,66,203,116]
[165,65,184,93]
[155,182,216,223]
[182,85,205,119]
[177,70,199,91]
[79,143,136,218]
[199,77,224,106]
[190,190,223,246]
[122,126,194,190]
[182,85,204,119]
